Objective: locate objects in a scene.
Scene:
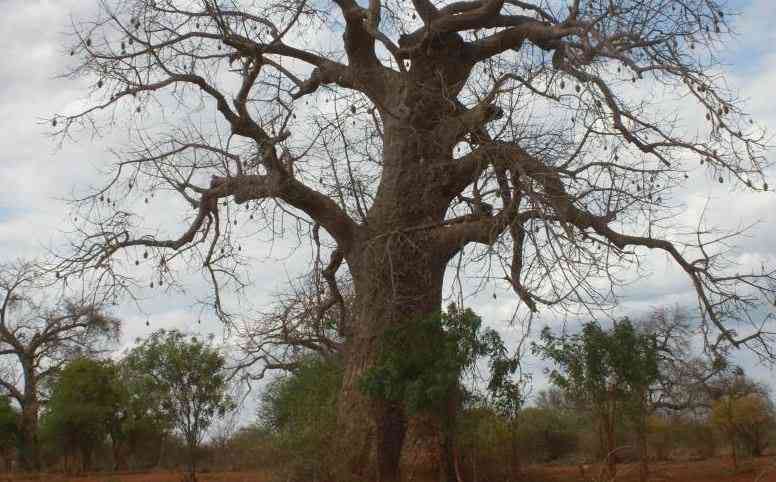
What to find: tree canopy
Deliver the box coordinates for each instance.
[42,358,125,472]
[123,329,234,480]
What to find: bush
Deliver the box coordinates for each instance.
[220,425,279,471]
[646,414,674,461]
[40,358,123,472]
[0,396,17,471]
[514,407,581,463]
[712,392,775,459]
[258,356,342,481]
[456,405,512,481]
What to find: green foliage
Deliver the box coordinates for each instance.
[118,355,172,430]
[533,319,659,408]
[123,329,234,474]
[109,357,174,469]
[41,358,124,469]
[533,319,660,474]
[258,356,341,481]
[359,304,507,415]
[0,395,17,452]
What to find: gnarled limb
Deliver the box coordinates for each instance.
[437,141,776,349]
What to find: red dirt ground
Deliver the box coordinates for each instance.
[526,456,776,482]
[0,471,269,482]
[1,457,775,482]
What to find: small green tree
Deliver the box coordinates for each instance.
[42,358,124,472]
[484,330,530,480]
[0,395,17,471]
[124,330,234,482]
[533,319,658,480]
[112,359,173,470]
[259,356,342,480]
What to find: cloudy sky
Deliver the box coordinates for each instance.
[1,0,775,407]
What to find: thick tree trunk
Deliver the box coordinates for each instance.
[337,238,449,482]
[17,365,39,472]
[17,404,39,471]
[333,50,472,480]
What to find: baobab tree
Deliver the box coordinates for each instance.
[0,261,119,470]
[54,0,776,480]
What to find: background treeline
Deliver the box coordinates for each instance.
[6,354,772,480]
[214,357,775,482]
[1,329,233,482]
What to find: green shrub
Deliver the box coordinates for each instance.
[456,405,512,481]
[515,406,582,462]
[259,356,342,481]
[41,358,123,472]
[0,396,17,470]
